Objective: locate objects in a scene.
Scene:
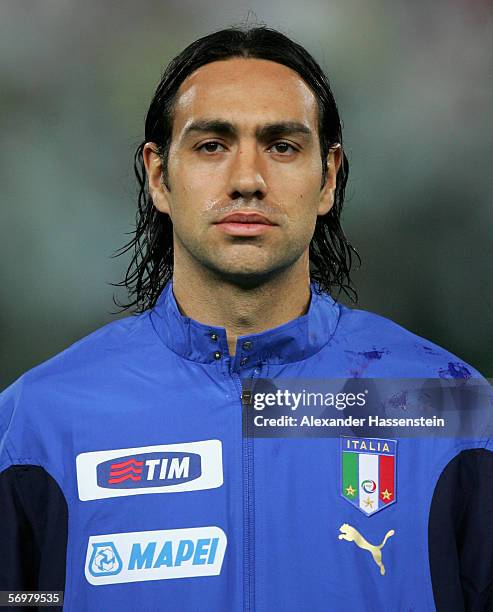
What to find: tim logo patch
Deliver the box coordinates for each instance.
[76,440,223,501]
[98,452,201,488]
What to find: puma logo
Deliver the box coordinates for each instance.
[338,523,395,575]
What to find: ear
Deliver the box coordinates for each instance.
[317,144,342,216]
[143,142,171,215]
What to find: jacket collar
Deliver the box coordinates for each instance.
[150,280,340,369]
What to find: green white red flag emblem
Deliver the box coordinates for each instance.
[340,436,397,516]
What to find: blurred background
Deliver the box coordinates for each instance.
[1,0,492,390]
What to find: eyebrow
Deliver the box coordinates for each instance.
[182,119,313,143]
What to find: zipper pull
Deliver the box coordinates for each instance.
[241,388,253,405]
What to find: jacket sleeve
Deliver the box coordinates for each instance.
[429,448,493,612]
[0,382,68,608]
[0,464,68,592]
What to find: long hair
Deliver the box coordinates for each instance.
[113,25,360,313]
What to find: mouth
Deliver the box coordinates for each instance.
[214,212,277,237]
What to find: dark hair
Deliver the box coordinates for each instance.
[113,25,360,312]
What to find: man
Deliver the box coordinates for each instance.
[0,26,491,612]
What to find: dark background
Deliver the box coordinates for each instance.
[1,0,492,390]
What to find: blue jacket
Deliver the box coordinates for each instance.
[0,281,491,611]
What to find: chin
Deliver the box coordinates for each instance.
[207,262,290,289]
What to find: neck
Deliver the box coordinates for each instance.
[171,255,311,357]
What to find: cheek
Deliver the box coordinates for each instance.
[285,187,323,240]
[278,177,323,221]
[278,199,318,248]
[272,158,322,201]
[170,164,222,210]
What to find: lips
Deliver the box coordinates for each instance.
[213,211,277,237]
[216,212,275,225]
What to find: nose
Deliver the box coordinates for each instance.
[227,142,267,201]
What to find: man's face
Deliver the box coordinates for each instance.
[144,57,341,285]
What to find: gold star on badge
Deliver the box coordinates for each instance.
[345,485,356,497]
[381,489,392,501]
[363,496,374,509]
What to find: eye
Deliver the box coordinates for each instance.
[269,141,299,155]
[197,141,226,153]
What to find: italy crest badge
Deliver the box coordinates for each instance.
[340,436,397,516]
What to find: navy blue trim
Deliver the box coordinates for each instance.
[429,448,493,611]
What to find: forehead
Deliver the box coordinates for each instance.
[172,58,318,134]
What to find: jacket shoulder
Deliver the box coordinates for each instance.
[0,311,161,426]
[11,311,157,387]
[0,311,166,463]
[334,303,484,379]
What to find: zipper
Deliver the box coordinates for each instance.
[231,367,260,612]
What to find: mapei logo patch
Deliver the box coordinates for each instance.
[76,440,223,501]
[85,526,227,585]
[340,436,397,516]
